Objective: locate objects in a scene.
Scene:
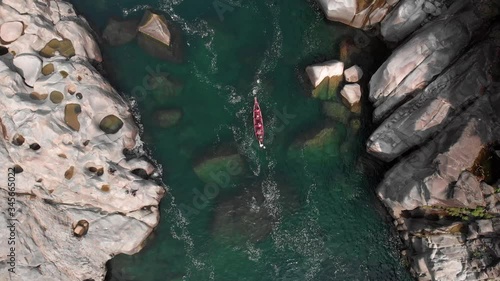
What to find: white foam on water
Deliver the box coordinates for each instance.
[267,146,329,280]
[162,195,208,280]
[245,241,262,262]
[122,4,151,17]
[262,176,281,220]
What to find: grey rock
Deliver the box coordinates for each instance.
[449,171,486,208]
[370,2,489,122]
[381,0,427,42]
[367,38,497,161]
[377,90,500,217]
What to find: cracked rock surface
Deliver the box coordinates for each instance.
[317,0,500,279]
[0,1,165,280]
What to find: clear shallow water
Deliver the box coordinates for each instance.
[69,0,413,280]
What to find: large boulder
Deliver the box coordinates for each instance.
[193,151,245,186]
[377,90,500,218]
[137,10,183,63]
[102,18,138,46]
[340,83,361,109]
[343,65,363,82]
[367,39,498,161]
[369,1,495,121]
[316,0,400,29]
[306,60,344,87]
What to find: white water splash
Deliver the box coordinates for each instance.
[122,4,151,17]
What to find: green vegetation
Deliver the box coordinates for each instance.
[312,75,343,101]
[428,206,495,221]
[39,39,75,58]
[322,102,350,124]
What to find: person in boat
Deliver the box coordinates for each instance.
[256,128,263,135]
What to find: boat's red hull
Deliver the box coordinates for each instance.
[253,97,265,148]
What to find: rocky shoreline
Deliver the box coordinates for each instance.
[315,0,500,280]
[0,1,165,280]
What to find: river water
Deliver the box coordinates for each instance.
[69,0,413,280]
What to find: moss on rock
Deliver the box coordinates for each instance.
[154,109,182,128]
[193,153,244,185]
[322,102,350,124]
[312,75,343,101]
[64,103,81,131]
[50,91,64,104]
[39,38,75,58]
[41,63,54,75]
[99,115,124,134]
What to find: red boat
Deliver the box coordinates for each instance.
[253,97,265,148]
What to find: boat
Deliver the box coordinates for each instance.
[253,97,265,148]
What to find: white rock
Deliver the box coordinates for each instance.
[343,65,363,82]
[0,21,23,42]
[0,1,164,280]
[316,0,400,28]
[13,54,42,87]
[306,60,344,88]
[341,83,361,106]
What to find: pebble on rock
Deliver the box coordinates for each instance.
[13,164,23,173]
[73,220,89,237]
[65,166,74,180]
[29,143,41,150]
[12,134,25,146]
[30,92,48,101]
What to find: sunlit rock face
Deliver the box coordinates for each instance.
[369,2,492,122]
[316,0,400,29]
[0,1,165,280]
[367,39,498,162]
[316,0,500,280]
[137,10,183,63]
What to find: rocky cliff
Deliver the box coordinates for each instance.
[317,0,500,280]
[0,1,165,280]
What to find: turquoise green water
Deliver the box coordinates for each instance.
[70,0,412,280]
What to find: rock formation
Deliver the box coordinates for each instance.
[0,1,165,280]
[316,0,400,29]
[137,10,183,63]
[315,0,500,279]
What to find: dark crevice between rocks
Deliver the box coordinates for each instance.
[469,141,500,185]
[131,168,149,180]
[0,46,8,56]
